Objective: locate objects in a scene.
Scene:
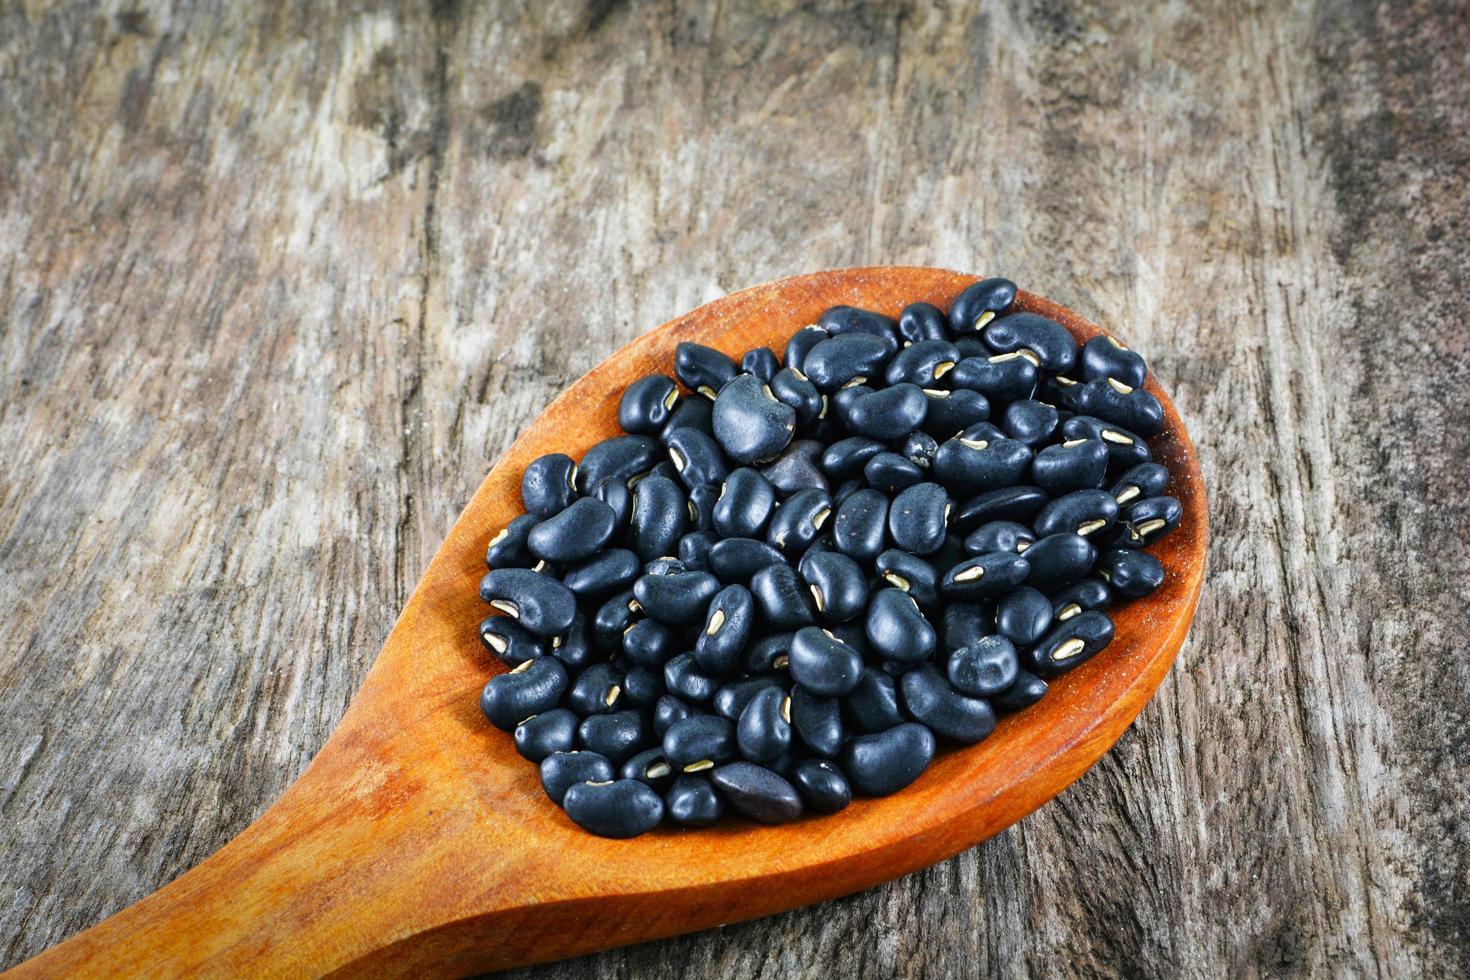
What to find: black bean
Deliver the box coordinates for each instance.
[803,333,893,392]
[633,569,719,625]
[675,341,739,400]
[664,426,730,491]
[622,666,665,707]
[865,588,938,663]
[933,432,1034,497]
[789,625,864,697]
[820,306,900,346]
[708,537,786,583]
[942,602,994,652]
[1001,399,1060,447]
[711,762,804,823]
[901,665,997,744]
[521,453,578,518]
[620,746,676,791]
[948,635,1019,696]
[660,395,714,444]
[1070,378,1164,437]
[737,686,792,762]
[991,670,1048,712]
[941,552,1031,600]
[695,584,755,675]
[995,586,1054,647]
[712,374,799,465]
[514,709,579,762]
[479,657,569,730]
[949,352,1038,402]
[902,432,939,469]
[791,758,852,814]
[663,654,717,705]
[568,662,622,716]
[1025,610,1115,677]
[741,346,781,382]
[711,468,776,539]
[576,435,662,492]
[874,549,939,608]
[1032,438,1110,494]
[888,482,951,555]
[783,325,829,375]
[886,340,962,387]
[819,436,882,481]
[766,487,834,556]
[954,485,1051,531]
[562,548,639,600]
[769,366,824,428]
[540,751,615,805]
[1034,489,1120,540]
[578,710,652,766]
[653,694,693,737]
[759,439,830,497]
[898,301,950,343]
[665,774,726,827]
[1022,533,1097,592]
[592,590,639,651]
[847,383,929,440]
[742,633,793,675]
[843,667,905,734]
[563,778,664,838]
[828,383,872,429]
[824,490,884,565]
[713,675,786,720]
[840,722,935,796]
[1122,495,1182,545]
[677,530,719,571]
[663,714,737,770]
[1062,415,1151,472]
[1110,461,1170,505]
[551,611,597,669]
[684,484,718,532]
[948,277,1018,334]
[792,550,864,623]
[1050,577,1112,620]
[963,520,1036,556]
[478,615,545,667]
[486,514,539,569]
[983,312,1078,373]
[1080,335,1147,388]
[480,568,577,637]
[525,496,616,564]
[750,560,816,630]
[1097,548,1165,599]
[861,452,922,495]
[620,374,681,435]
[790,687,844,757]
[921,387,992,438]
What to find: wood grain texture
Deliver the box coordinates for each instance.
[0,0,1465,977]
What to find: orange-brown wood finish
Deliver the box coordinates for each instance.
[8,268,1208,979]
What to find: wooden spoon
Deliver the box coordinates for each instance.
[9,267,1208,978]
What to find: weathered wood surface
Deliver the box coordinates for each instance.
[0,0,1465,976]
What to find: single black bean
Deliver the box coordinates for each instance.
[741,346,781,382]
[874,549,940,608]
[769,366,824,428]
[480,568,577,637]
[514,709,579,762]
[1022,533,1097,592]
[695,584,755,676]
[948,635,1019,696]
[982,312,1078,373]
[633,569,719,625]
[942,602,994,652]
[1001,399,1060,447]
[819,305,900,345]
[847,383,929,440]
[843,667,905,735]
[750,560,816,629]
[660,395,714,445]
[592,590,639,651]
[621,746,676,791]
[963,520,1036,556]
[567,662,624,717]
[663,653,718,703]
[821,436,885,480]
[686,484,718,532]
[653,694,693,737]
[551,611,597,669]
[521,453,578,518]
[712,374,798,465]
[798,550,869,622]
[1034,489,1120,540]
[888,482,950,556]
[713,675,786,720]
[479,615,545,667]
[540,751,615,805]
[619,374,681,435]
[991,669,1048,712]
[995,586,1054,647]
[1110,461,1170,506]
[712,468,776,539]
[1050,577,1112,621]
[902,432,939,470]
[486,514,539,569]
[1122,495,1182,545]
[578,710,652,766]
[562,548,639,600]
[921,387,992,438]
[590,477,632,531]
[791,758,852,814]
[526,496,617,564]
[711,762,804,823]
[563,778,664,838]
[664,426,730,491]
[864,452,926,495]
[678,530,719,571]
[1025,610,1115,677]
[948,352,1038,403]
[898,301,950,343]
[766,487,834,556]
[941,552,1031,600]
[479,657,569,730]
[802,333,893,392]
[784,324,829,374]
[827,489,885,564]
[948,277,1018,334]
[576,435,662,492]
[865,588,938,663]
[840,722,935,796]
[759,439,830,497]
[886,340,962,387]
[829,384,873,431]
[622,665,665,707]
[675,341,739,399]
[663,714,737,770]
[743,633,794,675]
[901,665,997,744]
[1080,335,1147,388]
[789,626,864,697]
[1097,548,1165,599]
[1070,378,1165,437]
[789,686,844,757]
[666,774,726,827]
[1031,438,1109,495]
[953,486,1051,531]
[1062,415,1152,472]
[737,686,792,762]
[708,537,786,583]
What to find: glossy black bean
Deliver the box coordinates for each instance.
[737,686,792,762]
[888,482,950,556]
[622,665,665,707]
[845,383,929,440]
[562,778,664,838]
[576,710,650,766]
[994,586,1051,646]
[802,333,893,392]
[620,746,676,792]
[819,436,883,481]
[562,548,639,600]
[589,476,632,530]
[633,568,719,624]
[920,387,992,439]
[711,762,804,823]
[710,467,775,539]
[1080,335,1147,388]
[953,485,1051,532]
[900,433,937,470]
[1034,489,1120,540]
[942,601,993,652]
[865,588,938,663]
[766,487,834,556]
[785,685,841,757]
[819,306,900,348]
[759,439,829,497]
[1037,373,1085,411]
[677,530,718,572]
[768,366,824,428]
[686,484,718,532]
[933,432,1033,497]
[885,340,962,387]
[749,561,815,630]
[947,635,1018,697]
[479,568,577,637]
[525,496,616,564]
[646,459,681,485]
[675,341,739,400]
[898,301,950,344]
[741,346,781,383]
[665,774,726,827]
[1105,465,1166,509]
[788,626,864,697]
[840,722,935,796]
[783,324,828,375]
[827,383,870,429]
[1031,438,1109,494]
[948,352,1038,403]
[478,615,545,668]
[712,374,799,465]
[859,452,920,495]
[843,667,905,735]
[1050,577,1112,621]
[1026,610,1114,677]
[742,633,793,675]
[983,312,1078,373]
[486,514,539,569]
[619,374,681,436]
[786,758,849,814]
[521,453,578,518]
[832,478,866,507]
[963,520,1036,556]
[940,551,1031,601]
[551,610,597,669]
[514,708,579,762]
[540,751,615,805]
[576,435,662,492]
[991,669,1048,712]
[1122,495,1182,545]
[662,714,737,771]
[791,551,863,624]
[663,426,729,491]
[871,549,936,608]
[592,590,639,651]
[1097,548,1164,599]
[901,665,996,744]
[1070,378,1164,437]
[712,675,786,721]
[653,694,693,737]
[479,657,569,730]
[626,474,687,563]
[695,584,755,675]
[567,662,623,717]
[948,277,1018,334]
[1062,415,1151,472]
[707,537,785,583]
[659,395,714,444]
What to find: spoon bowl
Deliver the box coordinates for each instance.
[11,267,1207,978]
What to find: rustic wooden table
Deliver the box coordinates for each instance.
[2,1,1466,976]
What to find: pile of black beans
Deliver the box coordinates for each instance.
[478,278,1181,838]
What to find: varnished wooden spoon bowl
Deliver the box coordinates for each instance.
[11,267,1207,978]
